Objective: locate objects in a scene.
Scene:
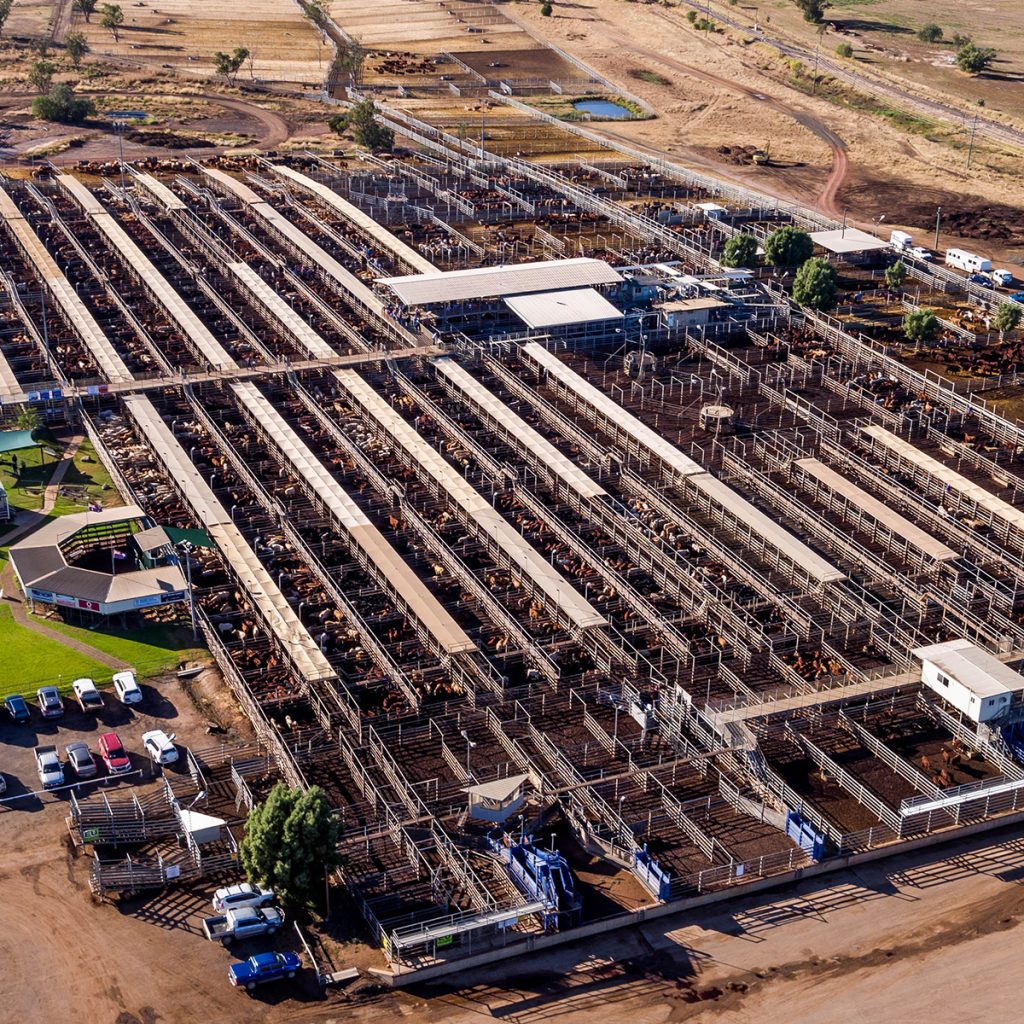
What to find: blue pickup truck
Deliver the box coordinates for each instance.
[228,951,301,992]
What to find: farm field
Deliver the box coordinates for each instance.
[501,0,1024,262]
[75,0,327,87]
[747,0,1024,122]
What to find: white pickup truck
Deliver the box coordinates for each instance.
[202,905,285,945]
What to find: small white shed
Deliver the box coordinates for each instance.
[464,774,529,824]
[913,639,1024,723]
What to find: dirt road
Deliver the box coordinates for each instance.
[604,23,848,217]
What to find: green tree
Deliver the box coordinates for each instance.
[541,1,553,14]
[349,98,394,152]
[65,31,89,68]
[0,0,13,38]
[32,81,95,123]
[793,0,829,24]
[764,225,813,266]
[836,42,853,58]
[328,112,349,135]
[993,302,1022,337]
[956,42,996,75]
[28,59,56,93]
[74,0,98,20]
[239,783,342,908]
[885,259,907,291]
[686,9,697,22]
[213,46,249,83]
[903,307,939,345]
[14,405,41,434]
[721,233,759,268]
[792,257,838,311]
[100,3,124,40]
[917,23,943,43]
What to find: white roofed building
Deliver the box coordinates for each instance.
[914,639,1024,723]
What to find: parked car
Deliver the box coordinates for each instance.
[203,905,285,945]
[64,741,98,778]
[72,678,103,713]
[36,686,64,720]
[910,246,932,261]
[4,694,31,724]
[968,273,990,285]
[97,732,132,774]
[1010,291,1024,303]
[34,745,64,789]
[141,730,178,765]
[112,670,142,705]
[228,951,301,992]
[0,771,6,795]
[212,882,276,914]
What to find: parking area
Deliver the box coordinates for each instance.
[0,670,332,1023]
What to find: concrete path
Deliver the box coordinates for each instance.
[0,435,123,670]
[710,667,922,726]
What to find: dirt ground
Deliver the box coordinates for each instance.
[501,0,1024,263]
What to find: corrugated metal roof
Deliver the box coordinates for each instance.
[336,369,607,632]
[0,187,133,383]
[232,381,476,656]
[380,258,622,307]
[273,165,437,275]
[914,639,1024,697]
[522,342,706,480]
[795,457,957,562]
[57,174,237,371]
[505,287,623,329]
[862,425,1024,533]
[810,227,889,254]
[434,358,607,500]
[228,263,336,360]
[126,395,335,684]
[134,173,187,212]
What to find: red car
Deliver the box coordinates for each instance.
[98,732,132,774]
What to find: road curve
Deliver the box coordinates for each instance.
[605,23,849,215]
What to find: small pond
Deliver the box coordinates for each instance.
[572,98,633,120]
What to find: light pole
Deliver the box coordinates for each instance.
[178,541,198,640]
[934,206,942,252]
[113,120,127,192]
[460,729,477,776]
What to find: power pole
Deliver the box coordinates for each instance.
[967,113,978,170]
[934,205,942,252]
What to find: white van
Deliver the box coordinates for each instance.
[889,230,913,251]
[945,248,993,274]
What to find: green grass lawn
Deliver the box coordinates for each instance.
[28,617,206,679]
[0,605,110,698]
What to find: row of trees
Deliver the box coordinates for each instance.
[791,2,997,74]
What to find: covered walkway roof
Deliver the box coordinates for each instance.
[433,358,607,500]
[125,394,335,684]
[862,425,1024,534]
[57,174,237,372]
[379,258,622,307]
[0,187,134,384]
[227,263,337,360]
[232,381,476,656]
[273,165,438,275]
[795,457,957,562]
[523,342,846,585]
[336,369,607,632]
